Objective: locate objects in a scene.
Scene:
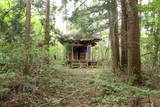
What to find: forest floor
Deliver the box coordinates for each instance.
[45,65,160,107]
[0,64,160,107]
[55,67,100,107]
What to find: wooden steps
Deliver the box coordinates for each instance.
[71,61,88,68]
[69,60,98,68]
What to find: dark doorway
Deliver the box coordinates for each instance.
[74,46,87,60]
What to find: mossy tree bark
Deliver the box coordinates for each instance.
[120,0,128,71]
[23,0,32,74]
[44,0,50,64]
[126,0,142,85]
[109,0,120,73]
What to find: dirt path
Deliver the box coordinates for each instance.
[57,68,100,107]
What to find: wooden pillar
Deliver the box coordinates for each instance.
[86,46,89,68]
[88,46,91,61]
[86,46,88,61]
[72,46,74,61]
[90,46,92,68]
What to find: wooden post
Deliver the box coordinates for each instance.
[91,47,94,68]
[86,46,88,61]
[88,46,91,60]
[72,46,74,61]
[86,46,88,67]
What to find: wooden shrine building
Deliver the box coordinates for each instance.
[57,29,101,68]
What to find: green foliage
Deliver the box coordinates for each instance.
[139,0,160,68]
[0,42,23,72]
[0,0,25,43]
[44,98,60,106]
[139,0,160,12]
[97,80,160,104]
[89,70,160,106]
[70,0,110,35]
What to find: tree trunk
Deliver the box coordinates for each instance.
[120,0,128,70]
[44,0,50,64]
[152,12,160,69]
[109,0,120,72]
[126,0,142,85]
[23,0,32,74]
[152,33,160,69]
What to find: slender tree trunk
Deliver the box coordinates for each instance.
[120,0,128,70]
[152,33,160,69]
[152,12,160,69]
[24,0,32,74]
[126,0,142,85]
[109,0,120,72]
[44,0,50,64]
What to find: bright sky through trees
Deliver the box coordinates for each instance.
[54,0,149,32]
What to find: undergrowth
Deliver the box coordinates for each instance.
[0,64,70,107]
[0,65,160,107]
[88,68,160,106]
